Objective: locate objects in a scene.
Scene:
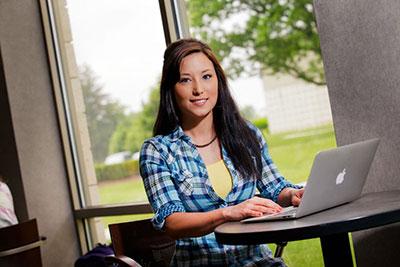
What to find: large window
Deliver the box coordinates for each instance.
[186,1,336,266]
[65,0,166,207]
[44,0,188,250]
[45,0,337,262]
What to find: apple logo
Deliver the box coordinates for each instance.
[336,168,346,185]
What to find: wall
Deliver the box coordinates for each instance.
[314,0,400,266]
[0,0,80,265]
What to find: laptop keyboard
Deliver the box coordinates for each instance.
[241,206,299,222]
[277,206,298,216]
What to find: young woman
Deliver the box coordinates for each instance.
[140,38,304,266]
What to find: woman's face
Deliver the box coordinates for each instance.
[174,52,218,125]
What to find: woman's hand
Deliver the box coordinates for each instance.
[222,196,282,221]
[290,188,304,206]
[278,187,305,207]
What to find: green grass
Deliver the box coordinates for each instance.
[98,124,337,266]
[98,177,150,226]
[266,125,336,267]
[266,124,336,184]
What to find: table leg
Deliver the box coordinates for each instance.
[320,233,353,267]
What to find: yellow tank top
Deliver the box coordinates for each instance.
[206,160,232,198]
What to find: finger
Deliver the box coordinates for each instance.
[252,197,282,210]
[248,205,281,215]
[247,210,264,217]
[294,189,304,199]
[297,188,305,197]
[292,196,301,206]
[247,207,279,217]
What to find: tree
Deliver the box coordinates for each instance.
[108,85,160,154]
[79,65,127,162]
[188,0,325,85]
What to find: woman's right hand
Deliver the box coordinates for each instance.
[222,196,282,221]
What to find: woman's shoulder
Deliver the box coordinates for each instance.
[142,131,176,148]
[142,127,185,148]
[140,129,182,161]
[140,135,169,156]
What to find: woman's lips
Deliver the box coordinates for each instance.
[190,98,208,106]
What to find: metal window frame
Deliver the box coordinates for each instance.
[159,0,190,45]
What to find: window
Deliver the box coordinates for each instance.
[43,0,188,250]
[185,1,335,265]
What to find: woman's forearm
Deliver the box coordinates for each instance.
[165,209,228,239]
[164,196,283,239]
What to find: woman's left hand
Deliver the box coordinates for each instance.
[278,187,305,207]
[290,188,304,206]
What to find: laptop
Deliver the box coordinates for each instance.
[241,138,380,223]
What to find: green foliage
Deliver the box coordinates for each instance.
[80,65,127,162]
[95,159,139,181]
[187,0,325,85]
[252,117,269,132]
[108,85,160,154]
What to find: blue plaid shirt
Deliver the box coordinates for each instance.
[140,124,298,266]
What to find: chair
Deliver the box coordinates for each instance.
[0,219,45,267]
[105,219,176,267]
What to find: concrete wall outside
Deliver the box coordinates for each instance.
[262,73,333,133]
[0,0,80,265]
[314,0,400,266]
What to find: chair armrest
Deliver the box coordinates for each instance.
[105,255,141,267]
[0,236,46,258]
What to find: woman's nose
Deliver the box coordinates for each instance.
[192,80,204,95]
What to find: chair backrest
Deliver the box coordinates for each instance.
[109,219,175,267]
[0,219,43,267]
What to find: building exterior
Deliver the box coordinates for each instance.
[262,73,333,133]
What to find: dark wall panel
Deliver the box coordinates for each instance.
[314,0,400,266]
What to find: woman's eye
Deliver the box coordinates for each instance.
[203,74,212,80]
[179,78,190,83]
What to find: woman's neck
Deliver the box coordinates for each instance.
[181,113,216,144]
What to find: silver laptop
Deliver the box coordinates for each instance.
[242,138,380,223]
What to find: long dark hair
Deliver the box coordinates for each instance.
[154,38,262,179]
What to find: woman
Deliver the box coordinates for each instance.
[140,38,304,266]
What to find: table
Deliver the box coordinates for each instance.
[214,190,400,267]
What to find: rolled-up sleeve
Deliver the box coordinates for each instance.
[250,126,301,202]
[140,141,186,230]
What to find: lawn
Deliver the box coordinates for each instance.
[98,124,337,266]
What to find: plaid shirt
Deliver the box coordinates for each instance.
[140,124,298,266]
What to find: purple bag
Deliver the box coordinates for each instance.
[75,243,114,267]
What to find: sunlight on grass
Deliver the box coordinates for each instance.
[98,177,148,205]
[266,124,337,184]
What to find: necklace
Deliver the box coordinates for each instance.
[194,135,218,148]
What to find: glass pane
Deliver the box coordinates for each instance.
[185,1,336,266]
[65,0,165,206]
[186,0,336,184]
